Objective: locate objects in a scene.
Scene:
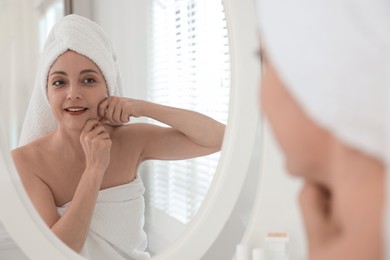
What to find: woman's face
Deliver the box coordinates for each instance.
[259,48,331,183]
[47,51,108,131]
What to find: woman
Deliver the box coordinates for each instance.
[12,14,224,259]
[256,0,389,259]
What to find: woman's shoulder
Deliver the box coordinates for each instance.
[12,135,52,170]
[13,134,50,153]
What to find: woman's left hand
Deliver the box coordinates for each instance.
[98,96,141,125]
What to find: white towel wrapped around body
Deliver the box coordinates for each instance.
[57,176,150,260]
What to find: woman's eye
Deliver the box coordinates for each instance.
[53,80,64,87]
[83,78,96,84]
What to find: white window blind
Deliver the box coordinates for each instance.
[146,0,230,224]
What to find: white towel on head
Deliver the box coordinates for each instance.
[19,14,122,146]
[57,176,150,260]
[257,0,390,257]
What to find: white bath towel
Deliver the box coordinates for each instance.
[57,176,150,260]
[256,0,390,258]
[19,14,121,146]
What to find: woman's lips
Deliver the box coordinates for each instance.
[64,107,88,116]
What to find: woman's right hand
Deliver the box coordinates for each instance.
[80,119,112,172]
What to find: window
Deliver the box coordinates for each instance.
[38,0,67,52]
[146,0,230,224]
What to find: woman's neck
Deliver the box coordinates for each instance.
[327,138,385,228]
[328,139,384,188]
[50,126,85,160]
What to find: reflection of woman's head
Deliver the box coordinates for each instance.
[19,14,122,145]
[47,50,108,131]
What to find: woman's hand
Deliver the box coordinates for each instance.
[98,97,142,125]
[80,119,112,171]
[97,96,224,161]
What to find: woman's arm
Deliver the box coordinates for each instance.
[12,119,111,252]
[52,166,105,251]
[99,97,225,160]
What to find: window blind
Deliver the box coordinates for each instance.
[146,0,230,224]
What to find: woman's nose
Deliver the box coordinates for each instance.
[66,83,82,99]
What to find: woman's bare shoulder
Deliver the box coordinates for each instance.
[12,135,51,173]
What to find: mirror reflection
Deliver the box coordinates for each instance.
[1,0,230,258]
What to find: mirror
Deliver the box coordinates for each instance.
[0,0,260,259]
[1,0,230,258]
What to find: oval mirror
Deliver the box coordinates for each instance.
[0,0,260,259]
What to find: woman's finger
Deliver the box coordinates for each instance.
[120,105,130,123]
[82,119,100,133]
[99,132,110,140]
[113,103,123,123]
[105,102,114,120]
[98,97,109,118]
[120,112,130,123]
[90,125,107,136]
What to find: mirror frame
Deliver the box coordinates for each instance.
[0,0,259,258]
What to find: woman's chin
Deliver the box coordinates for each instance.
[285,161,302,178]
[62,120,87,132]
[285,160,330,187]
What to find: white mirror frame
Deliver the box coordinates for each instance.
[0,0,259,258]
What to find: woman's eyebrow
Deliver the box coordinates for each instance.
[80,69,99,75]
[49,71,67,76]
[49,69,99,76]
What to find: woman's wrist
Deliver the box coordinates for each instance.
[84,164,106,180]
[132,99,150,118]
